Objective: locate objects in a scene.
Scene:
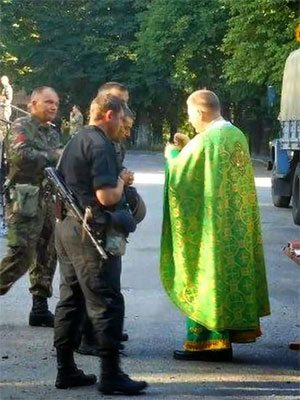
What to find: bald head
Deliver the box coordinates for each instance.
[187,90,221,133]
[30,86,57,101]
[187,90,220,113]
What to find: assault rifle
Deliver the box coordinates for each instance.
[44,167,108,259]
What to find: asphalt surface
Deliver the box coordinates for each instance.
[0,151,299,400]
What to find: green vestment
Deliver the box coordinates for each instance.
[160,120,270,349]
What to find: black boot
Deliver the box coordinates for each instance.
[55,348,97,389]
[29,296,54,327]
[173,348,233,362]
[99,352,148,395]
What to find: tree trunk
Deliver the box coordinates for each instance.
[135,111,152,148]
[167,104,179,142]
[151,110,164,144]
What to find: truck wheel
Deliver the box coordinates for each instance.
[271,178,291,208]
[292,164,300,225]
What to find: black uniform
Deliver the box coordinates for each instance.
[53,125,124,353]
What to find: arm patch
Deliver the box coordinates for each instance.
[14,133,27,144]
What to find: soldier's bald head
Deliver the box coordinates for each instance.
[31,86,58,101]
[187,90,220,114]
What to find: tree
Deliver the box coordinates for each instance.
[134,0,228,143]
[0,0,140,111]
[1,0,295,152]
[222,0,299,88]
[221,0,299,153]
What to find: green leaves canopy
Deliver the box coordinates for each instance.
[222,0,299,88]
[0,0,298,147]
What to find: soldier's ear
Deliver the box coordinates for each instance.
[106,109,114,121]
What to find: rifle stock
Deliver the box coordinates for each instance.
[44,167,108,260]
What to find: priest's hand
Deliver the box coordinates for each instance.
[174,133,190,150]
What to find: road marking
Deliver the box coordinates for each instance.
[1,373,299,387]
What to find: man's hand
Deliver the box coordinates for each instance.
[47,148,62,163]
[174,133,190,150]
[120,169,134,186]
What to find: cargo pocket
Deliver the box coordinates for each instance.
[11,184,40,218]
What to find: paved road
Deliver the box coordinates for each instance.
[0,151,299,400]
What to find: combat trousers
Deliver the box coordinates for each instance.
[54,216,124,352]
[0,196,57,297]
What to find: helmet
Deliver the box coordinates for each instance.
[132,192,147,224]
[125,186,147,224]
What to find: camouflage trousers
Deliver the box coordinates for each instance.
[0,195,57,298]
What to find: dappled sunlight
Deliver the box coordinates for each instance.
[255,177,271,188]
[0,381,52,387]
[1,372,298,387]
[134,172,165,185]
[132,372,299,384]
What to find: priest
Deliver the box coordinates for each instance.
[160,89,270,361]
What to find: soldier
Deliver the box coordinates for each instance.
[76,83,145,357]
[69,105,83,136]
[53,93,148,395]
[0,86,61,327]
[98,82,130,170]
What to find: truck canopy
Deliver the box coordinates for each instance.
[279,48,300,121]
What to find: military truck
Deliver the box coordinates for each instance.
[269,48,300,225]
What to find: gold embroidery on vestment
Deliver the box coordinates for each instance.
[184,339,231,351]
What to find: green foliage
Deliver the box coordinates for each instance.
[222,0,299,87]
[0,0,298,151]
[137,0,227,89]
[134,0,228,138]
[0,0,140,110]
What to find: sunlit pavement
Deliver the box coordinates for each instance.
[0,151,299,400]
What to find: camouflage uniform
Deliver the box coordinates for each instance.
[69,111,83,135]
[0,115,60,297]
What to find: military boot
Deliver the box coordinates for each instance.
[55,348,97,389]
[29,295,54,327]
[98,352,148,395]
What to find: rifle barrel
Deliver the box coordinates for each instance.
[45,167,108,260]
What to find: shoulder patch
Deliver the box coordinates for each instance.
[14,133,27,144]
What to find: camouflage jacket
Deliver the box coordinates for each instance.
[69,112,83,135]
[7,115,61,185]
